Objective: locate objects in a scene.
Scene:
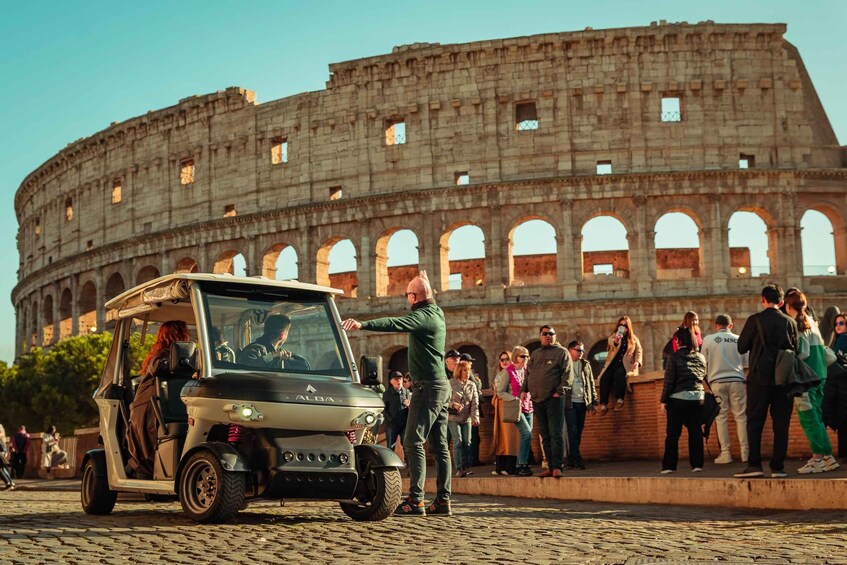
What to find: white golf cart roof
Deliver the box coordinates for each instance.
[105,273,343,322]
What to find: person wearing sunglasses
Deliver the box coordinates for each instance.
[832,314,847,355]
[564,340,597,470]
[491,350,520,476]
[521,325,572,478]
[596,315,643,414]
[342,270,452,516]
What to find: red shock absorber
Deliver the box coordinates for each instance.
[346,430,357,445]
[228,424,245,444]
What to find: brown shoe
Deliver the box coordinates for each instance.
[598,405,608,416]
[538,468,554,478]
[552,469,563,478]
[615,399,624,411]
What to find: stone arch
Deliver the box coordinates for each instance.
[386,346,409,381]
[524,339,542,355]
[105,272,125,301]
[586,339,609,377]
[800,205,843,275]
[728,209,772,277]
[457,344,489,389]
[42,294,54,345]
[439,222,486,292]
[59,288,73,340]
[654,210,703,279]
[213,250,246,275]
[30,298,38,348]
[78,281,97,334]
[508,216,558,286]
[175,257,199,273]
[317,237,358,297]
[375,228,419,297]
[136,265,160,285]
[581,215,630,279]
[21,303,28,350]
[262,243,299,280]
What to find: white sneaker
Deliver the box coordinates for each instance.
[823,455,841,471]
[660,469,675,474]
[714,452,733,465]
[692,467,703,473]
[797,458,827,474]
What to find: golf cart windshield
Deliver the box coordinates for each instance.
[201,282,349,377]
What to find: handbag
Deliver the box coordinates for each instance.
[501,398,521,423]
[700,392,722,440]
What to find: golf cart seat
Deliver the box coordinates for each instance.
[153,342,197,438]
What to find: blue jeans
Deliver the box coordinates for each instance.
[447,420,472,471]
[564,402,587,463]
[517,412,533,465]
[403,379,452,502]
[533,396,565,470]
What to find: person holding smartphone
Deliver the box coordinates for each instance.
[596,315,643,414]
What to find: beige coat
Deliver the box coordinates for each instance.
[597,334,643,384]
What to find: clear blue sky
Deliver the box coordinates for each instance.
[1,0,844,362]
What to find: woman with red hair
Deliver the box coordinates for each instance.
[126,321,191,479]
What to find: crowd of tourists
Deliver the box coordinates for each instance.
[0,423,70,490]
[346,270,847,516]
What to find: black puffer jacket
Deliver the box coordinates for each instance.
[661,348,706,403]
[822,355,847,429]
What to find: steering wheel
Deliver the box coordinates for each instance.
[284,354,311,371]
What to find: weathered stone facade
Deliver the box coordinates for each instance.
[13,22,847,381]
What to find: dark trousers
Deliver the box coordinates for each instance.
[469,426,481,466]
[747,383,793,471]
[385,421,406,453]
[599,364,627,405]
[533,396,565,470]
[0,459,13,486]
[494,455,517,474]
[403,379,452,502]
[11,453,26,479]
[662,398,704,471]
[565,402,587,464]
[838,426,847,461]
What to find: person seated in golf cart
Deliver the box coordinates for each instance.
[126,320,191,479]
[237,314,296,369]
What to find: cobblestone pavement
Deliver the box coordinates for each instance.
[0,491,846,564]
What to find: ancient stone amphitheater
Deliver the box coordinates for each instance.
[13,21,847,388]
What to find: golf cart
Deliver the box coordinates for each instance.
[80,273,403,523]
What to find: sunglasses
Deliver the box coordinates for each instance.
[571,349,585,353]
[499,358,510,362]
[540,332,556,337]
[403,291,416,298]
[517,354,530,358]
[836,321,846,327]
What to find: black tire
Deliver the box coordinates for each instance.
[179,450,245,523]
[80,459,117,515]
[340,467,402,521]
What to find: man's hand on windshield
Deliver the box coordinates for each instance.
[342,319,362,331]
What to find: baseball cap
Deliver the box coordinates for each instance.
[445,349,461,359]
[388,370,403,380]
[460,353,476,362]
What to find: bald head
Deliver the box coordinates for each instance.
[406,272,433,302]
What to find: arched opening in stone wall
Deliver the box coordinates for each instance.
[587,339,609,377]
[30,299,38,348]
[509,218,557,286]
[42,295,54,346]
[136,265,160,285]
[317,238,358,298]
[213,251,246,276]
[376,229,419,297]
[105,273,125,302]
[21,304,28,351]
[387,347,409,378]
[440,224,485,291]
[800,209,838,276]
[654,212,702,279]
[525,340,542,355]
[263,244,299,280]
[728,211,770,277]
[458,344,489,388]
[78,281,97,334]
[175,257,199,273]
[59,288,72,340]
[581,216,629,279]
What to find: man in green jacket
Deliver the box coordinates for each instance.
[342,270,452,516]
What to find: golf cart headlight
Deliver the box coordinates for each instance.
[350,411,378,429]
[223,403,263,422]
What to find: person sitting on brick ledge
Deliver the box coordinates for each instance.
[597,315,643,414]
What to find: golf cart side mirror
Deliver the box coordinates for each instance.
[170,341,198,376]
[359,355,383,386]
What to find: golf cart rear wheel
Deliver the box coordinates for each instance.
[179,450,245,523]
[340,467,402,521]
[80,458,117,515]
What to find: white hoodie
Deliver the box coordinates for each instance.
[701,328,748,384]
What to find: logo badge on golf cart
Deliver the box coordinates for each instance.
[306,385,317,393]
